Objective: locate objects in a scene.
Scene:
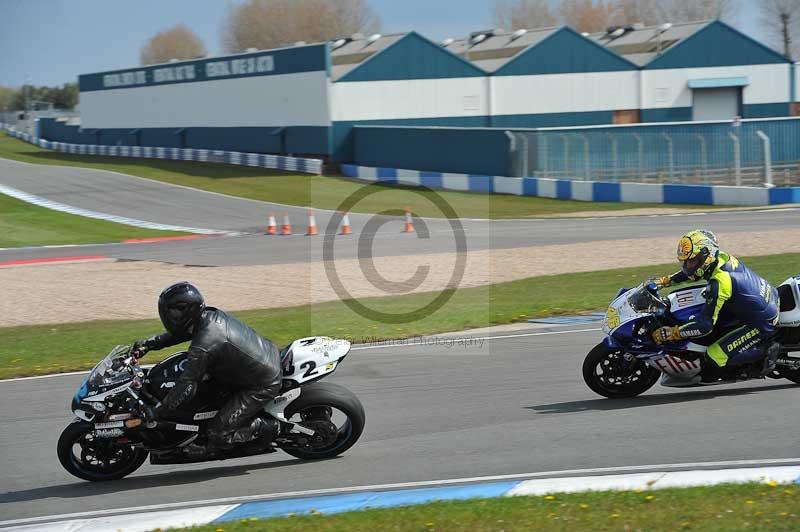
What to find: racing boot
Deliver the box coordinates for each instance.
[230,417,271,444]
[181,442,216,461]
[699,357,725,383]
[760,341,781,376]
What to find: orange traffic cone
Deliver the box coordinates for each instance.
[402,206,415,233]
[339,212,352,235]
[280,212,292,235]
[306,210,318,236]
[266,212,277,235]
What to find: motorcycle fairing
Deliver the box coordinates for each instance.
[282,336,351,386]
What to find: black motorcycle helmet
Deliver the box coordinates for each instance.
[158,282,205,338]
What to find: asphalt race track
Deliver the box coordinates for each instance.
[2,157,800,523]
[2,157,800,266]
[2,325,799,521]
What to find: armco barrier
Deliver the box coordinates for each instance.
[0,124,323,175]
[341,164,800,206]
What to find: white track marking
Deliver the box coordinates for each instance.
[3,458,799,527]
[0,184,238,235]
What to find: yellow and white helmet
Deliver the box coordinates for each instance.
[677,230,719,280]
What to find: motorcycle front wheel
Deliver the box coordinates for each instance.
[57,419,148,481]
[583,343,661,399]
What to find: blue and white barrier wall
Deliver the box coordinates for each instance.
[341,164,800,206]
[1,124,324,175]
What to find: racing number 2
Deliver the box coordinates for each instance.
[300,361,318,378]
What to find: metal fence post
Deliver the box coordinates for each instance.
[505,130,517,177]
[727,131,741,186]
[579,133,590,181]
[632,133,643,179]
[521,134,530,177]
[606,133,618,181]
[755,130,774,188]
[695,134,708,183]
[541,135,548,179]
[559,134,569,178]
[661,133,674,181]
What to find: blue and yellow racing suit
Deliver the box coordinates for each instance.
[663,252,779,367]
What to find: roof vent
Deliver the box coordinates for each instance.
[659,22,673,32]
[581,32,589,36]
[351,33,365,40]
[510,28,527,41]
[246,47,258,53]
[610,28,625,38]
[332,38,347,49]
[441,37,455,46]
[367,33,381,43]
[471,33,487,45]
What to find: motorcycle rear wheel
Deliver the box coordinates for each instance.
[583,343,661,399]
[281,382,365,460]
[57,419,148,481]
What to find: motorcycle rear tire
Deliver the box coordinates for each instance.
[281,382,365,460]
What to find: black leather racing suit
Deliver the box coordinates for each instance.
[145,307,282,448]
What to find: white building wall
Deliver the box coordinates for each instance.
[331,77,488,121]
[81,71,330,129]
[795,63,799,102]
[491,71,640,116]
[642,64,790,109]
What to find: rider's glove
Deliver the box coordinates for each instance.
[132,339,151,359]
[652,326,681,344]
[647,276,671,288]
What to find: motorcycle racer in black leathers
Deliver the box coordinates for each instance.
[134,282,282,459]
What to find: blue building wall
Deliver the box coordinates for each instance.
[494,27,637,76]
[337,32,485,82]
[645,21,789,70]
[351,125,511,175]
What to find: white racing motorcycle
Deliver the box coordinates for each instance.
[583,276,800,398]
[59,336,364,481]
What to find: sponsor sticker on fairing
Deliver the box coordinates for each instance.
[95,428,125,438]
[94,421,124,429]
[175,424,199,432]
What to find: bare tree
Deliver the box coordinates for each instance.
[140,24,207,65]
[493,0,738,33]
[658,0,737,22]
[222,0,381,54]
[491,0,557,30]
[760,0,800,60]
[559,0,617,33]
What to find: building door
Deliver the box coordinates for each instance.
[692,88,740,121]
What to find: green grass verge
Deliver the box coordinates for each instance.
[0,132,705,219]
[173,483,800,532]
[1,253,796,379]
[0,192,186,248]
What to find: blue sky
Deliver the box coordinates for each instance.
[1,0,765,87]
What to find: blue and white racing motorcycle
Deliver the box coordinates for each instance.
[583,276,800,398]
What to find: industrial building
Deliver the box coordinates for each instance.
[40,19,799,166]
[591,20,795,122]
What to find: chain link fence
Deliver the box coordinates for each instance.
[509,118,800,187]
